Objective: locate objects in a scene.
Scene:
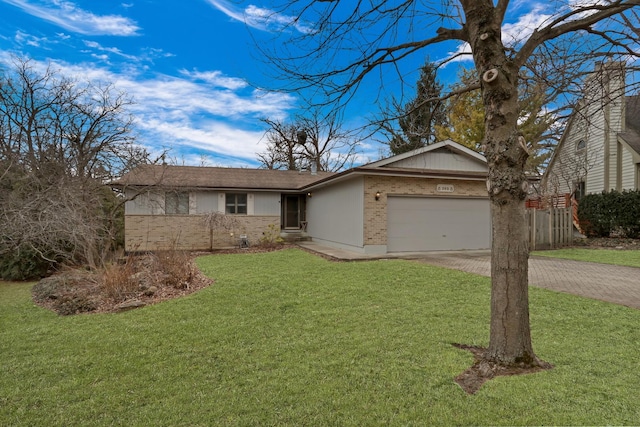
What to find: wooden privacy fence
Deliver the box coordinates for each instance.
[526,207,574,250]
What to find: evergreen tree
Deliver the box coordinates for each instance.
[382,60,448,155]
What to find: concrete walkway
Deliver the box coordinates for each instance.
[297,241,640,310]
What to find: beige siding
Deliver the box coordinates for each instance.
[584,96,608,193]
[385,148,486,172]
[125,190,164,215]
[195,191,218,214]
[547,63,629,196]
[253,192,281,215]
[621,147,637,189]
[586,63,625,193]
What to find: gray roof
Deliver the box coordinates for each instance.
[114,164,335,191]
[619,95,640,155]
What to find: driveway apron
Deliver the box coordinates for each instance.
[416,253,640,310]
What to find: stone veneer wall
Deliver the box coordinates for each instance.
[363,176,488,246]
[125,215,280,251]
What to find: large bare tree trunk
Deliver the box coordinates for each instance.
[465,2,539,366]
[487,200,535,364]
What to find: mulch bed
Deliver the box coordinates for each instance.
[453,344,553,394]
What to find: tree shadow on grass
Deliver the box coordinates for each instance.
[453,343,553,394]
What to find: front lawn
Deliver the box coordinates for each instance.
[532,248,640,267]
[1,249,639,426]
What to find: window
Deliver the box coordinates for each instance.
[165,191,189,214]
[576,139,586,151]
[225,193,247,214]
[574,181,586,201]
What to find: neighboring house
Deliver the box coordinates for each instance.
[115,140,491,254]
[543,61,640,204]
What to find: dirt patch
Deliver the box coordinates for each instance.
[453,344,553,394]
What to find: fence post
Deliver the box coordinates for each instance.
[548,208,554,249]
[531,209,536,251]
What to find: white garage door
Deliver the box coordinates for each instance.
[387,196,491,252]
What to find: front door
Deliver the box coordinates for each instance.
[284,195,300,229]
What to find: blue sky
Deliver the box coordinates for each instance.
[0,0,630,168]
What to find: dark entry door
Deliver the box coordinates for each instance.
[284,195,300,229]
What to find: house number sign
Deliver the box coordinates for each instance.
[436,184,455,193]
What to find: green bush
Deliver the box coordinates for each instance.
[578,190,640,238]
[0,247,54,281]
[618,190,640,238]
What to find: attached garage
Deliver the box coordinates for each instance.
[387,196,491,252]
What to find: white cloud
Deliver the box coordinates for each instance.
[83,40,139,61]
[446,7,552,62]
[502,6,552,45]
[140,119,267,161]
[205,0,311,33]
[0,53,295,164]
[14,30,49,47]
[1,0,140,36]
[179,69,248,90]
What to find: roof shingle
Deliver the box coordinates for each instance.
[114,165,335,190]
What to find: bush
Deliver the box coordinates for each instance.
[259,224,285,248]
[154,250,196,289]
[617,190,640,238]
[578,190,640,238]
[0,247,54,281]
[101,257,139,302]
[32,273,99,315]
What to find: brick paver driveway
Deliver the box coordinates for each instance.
[416,252,640,309]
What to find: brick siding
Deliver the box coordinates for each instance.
[125,214,280,251]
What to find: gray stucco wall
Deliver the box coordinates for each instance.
[306,177,364,250]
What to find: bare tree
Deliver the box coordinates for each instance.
[0,57,152,278]
[258,109,359,171]
[257,1,639,369]
[435,68,558,174]
[257,119,301,170]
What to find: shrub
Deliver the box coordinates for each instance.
[32,273,99,315]
[259,224,285,248]
[578,190,640,238]
[617,190,640,238]
[101,257,139,302]
[0,247,54,281]
[154,249,195,289]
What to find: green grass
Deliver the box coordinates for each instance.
[533,248,640,267]
[1,248,639,426]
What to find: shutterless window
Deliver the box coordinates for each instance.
[165,191,189,214]
[225,193,247,214]
[576,139,586,151]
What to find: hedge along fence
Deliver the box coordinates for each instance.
[577,190,640,238]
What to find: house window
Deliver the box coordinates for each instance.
[574,181,586,201]
[225,193,247,214]
[576,139,586,151]
[165,191,189,214]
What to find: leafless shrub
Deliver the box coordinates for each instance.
[154,249,196,289]
[32,271,100,315]
[258,224,285,248]
[101,257,139,302]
